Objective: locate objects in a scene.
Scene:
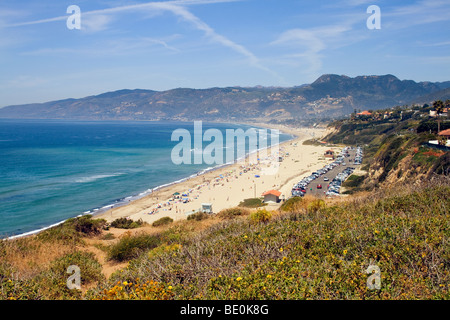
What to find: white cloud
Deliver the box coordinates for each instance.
[4,0,241,28]
[81,14,114,33]
[20,35,181,56]
[4,0,282,80]
[271,25,352,77]
[384,0,450,28]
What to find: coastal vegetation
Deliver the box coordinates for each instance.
[152,216,174,227]
[110,217,145,229]
[1,176,448,300]
[107,233,161,262]
[1,106,448,300]
[217,207,251,219]
[37,215,107,244]
[238,198,267,208]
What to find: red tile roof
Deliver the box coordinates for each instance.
[262,190,282,197]
[438,129,450,136]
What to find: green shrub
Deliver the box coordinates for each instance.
[111,217,145,229]
[250,209,272,223]
[187,211,210,221]
[48,251,104,285]
[342,175,366,188]
[238,198,267,208]
[70,215,107,235]
[38,215,107,243]
[217,207,251,219]
[280,197,303,212]
[107,234,161,262]
[307,199,326,213]
[152,216,174,227]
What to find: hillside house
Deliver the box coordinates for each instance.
[430,108,449,118]
[438,129,450,138]
[357,110,372,116]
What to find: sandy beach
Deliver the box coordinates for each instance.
[97,125,340,225]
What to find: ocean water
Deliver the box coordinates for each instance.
[0,119,292,238]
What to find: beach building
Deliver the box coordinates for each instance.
[262,190,281,203]
[324,149,335,159]
[201,203,213,214]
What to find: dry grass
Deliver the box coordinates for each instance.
[1,237,74,278]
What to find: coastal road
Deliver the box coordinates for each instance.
[305,147,359,197]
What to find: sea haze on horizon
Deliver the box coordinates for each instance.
[0,119,292,238]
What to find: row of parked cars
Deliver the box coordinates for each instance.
[291,146,364,198]
[325,167,355,197]
[291,153,344,197]
[354,146,363,165]
[326,146,364,197]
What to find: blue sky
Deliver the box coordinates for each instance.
[1,0,449,107]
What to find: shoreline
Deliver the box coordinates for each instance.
[88,122,297,217]
[5,123,334,240]
[4,122,295,240]
[96,124,334,226]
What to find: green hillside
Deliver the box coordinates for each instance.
[1,178,448,300]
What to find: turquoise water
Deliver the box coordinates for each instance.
[0,119,292,238]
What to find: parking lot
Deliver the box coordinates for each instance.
[290,146,363,198]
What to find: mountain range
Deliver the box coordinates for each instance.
[1,74,449,121]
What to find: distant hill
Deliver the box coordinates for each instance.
[1,74,449,121]
[411,87,450,105]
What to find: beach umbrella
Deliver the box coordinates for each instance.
[173,192,180,196]
[255,175,260,178]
